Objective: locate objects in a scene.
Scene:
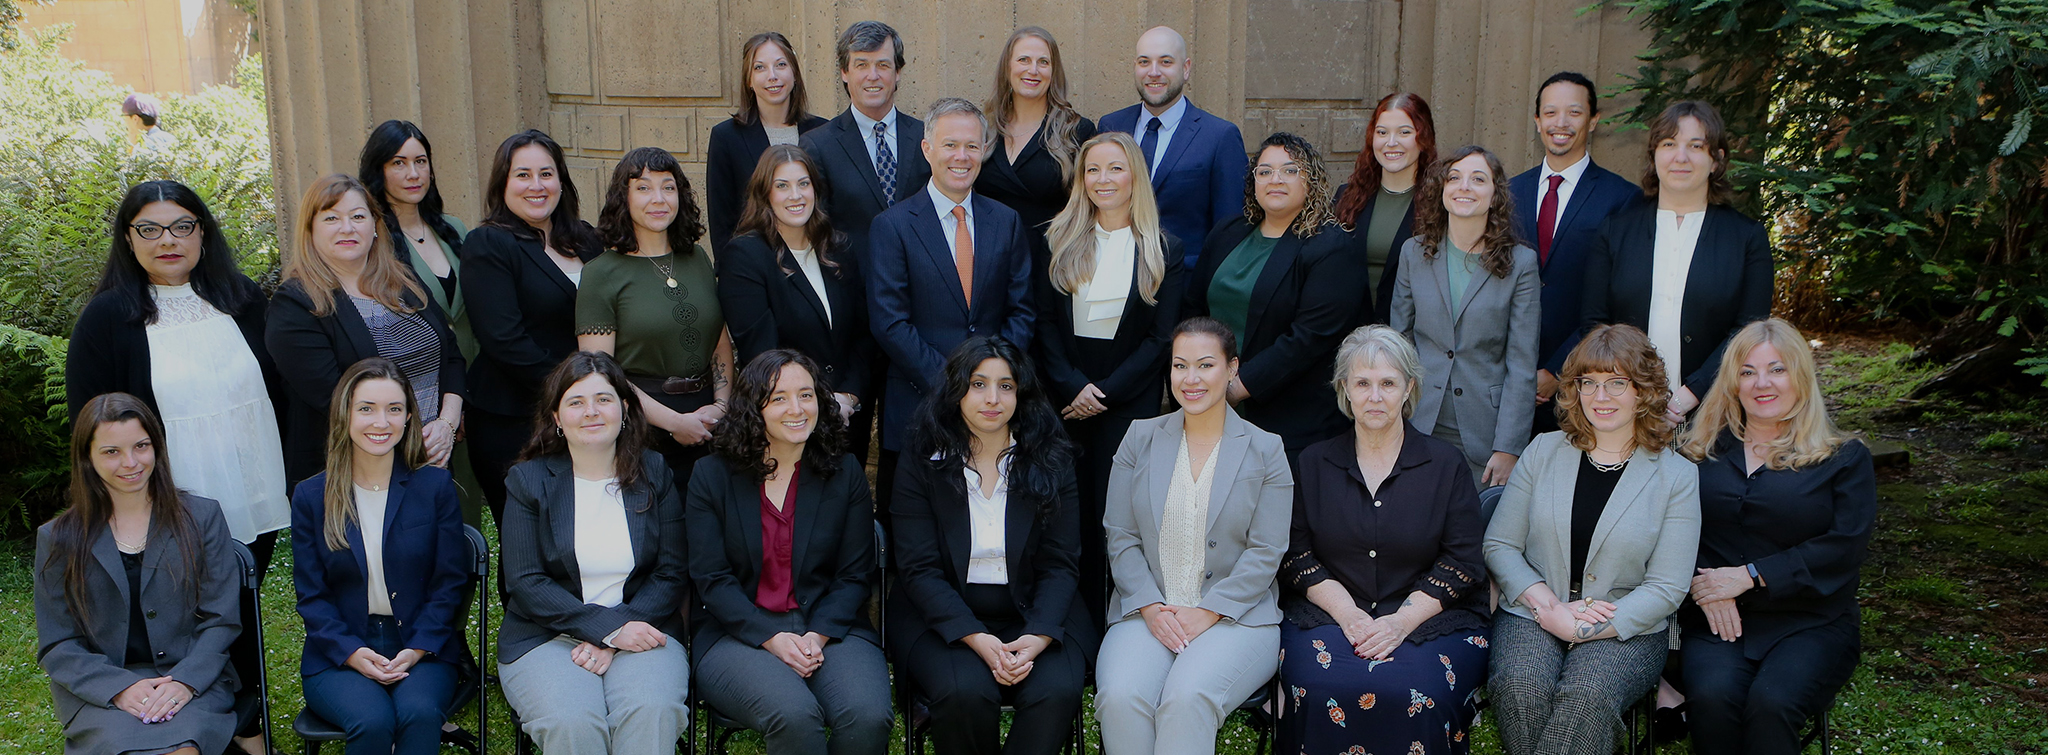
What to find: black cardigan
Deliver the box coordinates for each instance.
[65,284,288,432]
[264,279,465,487]
[705,114,831,256]
[460,222,602,418]
[1031,235,1185,419]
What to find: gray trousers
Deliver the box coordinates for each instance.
[1489,612,1666,755]
[695,634,894,755]
[499,635,691,754]
[1093,618,1278,755]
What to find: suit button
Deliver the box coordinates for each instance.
[824,365,836,373]
[1205,571,1214,579]
[1446,350,1455,359]
[155,651,166,659]
[1373,500,1383,508]
[1369,550,1378,558]
[145,609,157,619]
[1585,572,1596,582]
[968,326,978,334]
[1683,335,1693,343]
[1453,387,1463,396]
[1369,602,1378,610]
[1208,540,1217,548]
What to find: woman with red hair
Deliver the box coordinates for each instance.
[1333,93,1437,323]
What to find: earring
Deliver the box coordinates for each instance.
[554,426,563,436]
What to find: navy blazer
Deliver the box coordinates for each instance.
[1508,160,1643,373]
[798,109,933,267]
[865,189,1036,450]
[716,232,875,400]
[1099,101,1248,270]
[291,464,469,675]
[705,114,830,255]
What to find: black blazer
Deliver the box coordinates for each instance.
[460,222,603,418]
[497,451,689,663]
[1331,183,1405,324]
[975,116,1098,255]
[1185,218,1365,450]
[1032,235,1185,418]
[65,284,288,430]
[705,114,831,255]
[685,454,878,664]
[885,453,1097,660]
[265,280,465,487]
[716,232,874,400]
[1576,202,1774,398]
[798,109,933,266]
[290,465,469,675]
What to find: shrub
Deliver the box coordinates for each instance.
[0,324,67,536]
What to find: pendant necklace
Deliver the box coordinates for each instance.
[649,254,678,289]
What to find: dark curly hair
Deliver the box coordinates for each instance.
[1555,324,1675,453]
[598,146,706,256]
[517,351,654,499]
[909,337,1074,518]
[1413,144,1523,279]
[711,349,847,483]
[1243,132,1335,238]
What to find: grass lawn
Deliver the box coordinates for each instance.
[2,335,2046,753]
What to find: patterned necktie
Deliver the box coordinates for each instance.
[952,205,974,308]
[1538,174,1564,266]
[1140,116,1162,172]
[874,122,898,204]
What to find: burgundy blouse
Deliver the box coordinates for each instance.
[755,465,800,612]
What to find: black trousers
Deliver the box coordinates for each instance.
[1681,614,1859,755]
[1062,411,1137,635]
[903,585,1085,755]
[466,408,533,527]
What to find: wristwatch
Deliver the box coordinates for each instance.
[1745,563,1762,587]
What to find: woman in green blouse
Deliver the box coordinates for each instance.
[578,147,735,489]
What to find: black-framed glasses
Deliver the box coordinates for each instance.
[1574,377,1634,396]
[130,220,199,240]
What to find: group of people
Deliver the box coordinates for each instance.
[33,17,1875,755]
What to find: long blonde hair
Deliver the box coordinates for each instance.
[1044,132,1166,305]
[320,359,426,551]
[1681,318,1847,469]
[286,174,426,316]
[982,27,1085,182]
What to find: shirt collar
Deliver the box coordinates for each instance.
[1539,152,1592,187]
[1093,224,1133,242]
[926,181,974,218]
[851,107,898,140]
[1142,95,1191,132]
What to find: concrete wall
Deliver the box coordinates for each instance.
[258,0,1651,240]
[22,0,254,94]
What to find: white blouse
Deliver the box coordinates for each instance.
[789,246,831,326]
[354,486,393,616]
[145,284,288,542]
[1073,225,1136,340]
[1159,433,1219,608]
[961,452,1013,585]
[573,477,634,608]
[1648,209,1707,384]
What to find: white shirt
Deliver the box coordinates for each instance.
[1136,96,1191,171]
[146,284,288,541]
[565,269,583,288]
[572,477,634,609]
[1538,153,1593,221]
[1073,225,1136,339]
[959,451,1013,585]
[851,107,900,173]
[788,246,831,326]
[1159,433,1219,608]
[1648,209,1707,383]
[927,182,977,262]
[354,486,394,616]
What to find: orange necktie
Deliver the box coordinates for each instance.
[952,204,974,307]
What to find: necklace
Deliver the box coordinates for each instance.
[647,254,677,288]
[1588,454,1629,473]
[113,533,147,551]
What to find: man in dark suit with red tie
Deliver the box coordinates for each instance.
[1509,71,1644,434]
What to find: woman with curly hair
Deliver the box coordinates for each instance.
[578,146,736,492]
[685,349,893,755]
[1390,145,1541,486]
[1184,131,1367,472]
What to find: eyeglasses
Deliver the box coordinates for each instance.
[1253,165,1302,180]
[1574,377,1635,396]
[130,220,199,240]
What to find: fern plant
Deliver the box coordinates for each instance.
[0,324,68,536]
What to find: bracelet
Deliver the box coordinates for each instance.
[1745,563,1762,587]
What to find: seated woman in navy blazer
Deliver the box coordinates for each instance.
[687,349,893,755]
[497,351,691,754]
[888,336,1095,755]
[36,393,242,755]
[292,358,468,755]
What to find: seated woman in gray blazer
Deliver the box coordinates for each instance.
[36,393,241,755]
[1096,317,1292,755]
[1484,323,1700,755]
[1391,145,1541,487]
[497,352,691,754]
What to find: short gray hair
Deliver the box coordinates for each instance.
[925,97,990,141]
[1332,325,1423,420]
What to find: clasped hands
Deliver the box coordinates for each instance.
[112,675,195,723]
[1691,566,1755,642]
[346,646,427,685]
[764,631,830,678]
[964,632,1052,686]
[1332,607,1414,661]
[569,620,669,676]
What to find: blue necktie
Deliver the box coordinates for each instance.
[1140,116,1162,173]
[874,122,898,205]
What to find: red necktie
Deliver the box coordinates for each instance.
[953,205,974,308]
[1538,174,1564,266]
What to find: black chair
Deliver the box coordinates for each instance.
[1801,706,1832,754]
[227,540,273,755]
[1234,673,1279,754]
[1478,484,1505,525]
[293,524,490,754]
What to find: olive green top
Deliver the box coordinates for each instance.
[1207,232,1281,340]
[1363,187,1413,293]
[575,245,722,379]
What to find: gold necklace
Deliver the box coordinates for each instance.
[647,253,677,288]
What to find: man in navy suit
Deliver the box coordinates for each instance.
[867,97,1035,473]
[1098,26,1248,271]
[800,20,933,267]
[1509,71,1644,433]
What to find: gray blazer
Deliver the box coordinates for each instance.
[1391,238,1542,463]
[34,496,240,745]
[1483,431,1700,640]
[1104,407,1293,627]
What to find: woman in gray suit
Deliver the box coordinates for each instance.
[1095,317,1292,755]
[1391,145,1541,487]
[36,393,241,755]
[1483,323,1700,755]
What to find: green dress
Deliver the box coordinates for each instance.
[1208,232,1281,340]
[576,245,724,388]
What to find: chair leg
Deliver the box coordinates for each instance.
[303,738,319,755]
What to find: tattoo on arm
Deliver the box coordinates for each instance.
[1574,620,1612,640]
[1400,597,1415,609]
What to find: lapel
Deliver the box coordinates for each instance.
[1004,469,1036,586]
[895,113,926,200]
[1206,408,1254,533]
[329,287,380,362]
[1583,446,1659,569]
[1681,207,1730,321]
[733,466,765,579]
[1455,260,1493,324]
[1553,163,1602,242]
[778,247,832,326]
[908,196,970,314]
[790,464,822,579]
[1109,260,1153,346]
[968,195,1004,313]
[1147,413,1183,531]
[381,464,413,551]
[1151,104,1203,188]
[138,514,174,594]
[831,112,888,208]
[739,120,772,164]
[543,457,586,591]
[91,525,128,606]
[401,238,459,320]
[622,474,653,579]
[1545,439,1579,570]
[1423,250,1456,324]
[935,462,973,582]
[1243,230,1304,341]
[520,233,578,298]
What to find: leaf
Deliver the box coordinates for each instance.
[2000,315,2022,337]
[1999,109,2035,157]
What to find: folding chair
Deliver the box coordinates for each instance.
[227,540,272,755]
